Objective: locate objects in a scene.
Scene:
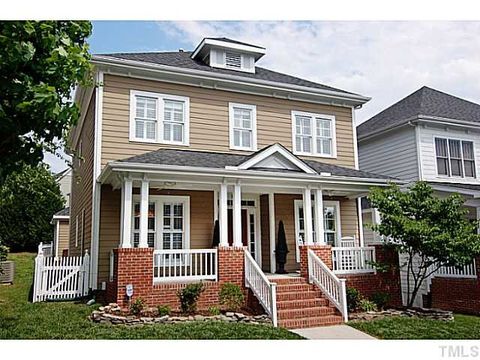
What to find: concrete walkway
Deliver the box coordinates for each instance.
[291,325,376,340]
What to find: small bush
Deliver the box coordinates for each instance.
[359,299,378,312]
[219,282,245,311]
[129,298,145,315]
[157,305,171,317]
[0,241,8,263]
[177,282,204,314]
[346,287,361,312]
[208,306,221,316]
[370,291,390,310]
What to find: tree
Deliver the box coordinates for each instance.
[275,220,289,274]
[0,21,92,182]
[369,181,480,308]
[0,164,65,252]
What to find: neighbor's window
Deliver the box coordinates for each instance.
[130,90,189,145]
[435,137,476,178]
[292,111,336,157]
[229,103,256,150]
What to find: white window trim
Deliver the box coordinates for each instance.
[75,215,79,248]
[433,136,477,179]
[293,199,342,262]
[131,195,190,250]
[291,110,337,158]
[129,90,190,146]
[131,201,157,248]
[229,102,257,151]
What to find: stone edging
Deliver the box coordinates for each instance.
[349,308,454,322]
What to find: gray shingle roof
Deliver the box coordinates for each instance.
[205,37,265,49]
[357,86,480,139]
[118,148,391,180]
[54,207,70,217]
[96,51,356,95]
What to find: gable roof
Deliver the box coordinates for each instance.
[95,50,357,96]
[204,37,266,50]
[357,86,480,139]
[53,207,70,218]
[118,147,391,180]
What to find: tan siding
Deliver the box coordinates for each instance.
[338,198,359,241]
[260,194,271,272]
[57,220,70,255]
[69,93,95,256]
[97,187,214,283]
[101,74,355,168]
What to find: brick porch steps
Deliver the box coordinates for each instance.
[271,277,343,329]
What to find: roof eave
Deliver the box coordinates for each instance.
[91,55,370,107]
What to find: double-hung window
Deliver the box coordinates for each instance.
[132,202,156,248]
[435,137,476,178]
[292,111,336,157]
[130,90,189,145]
[229,103,257,151]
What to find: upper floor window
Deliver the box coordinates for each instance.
[435,137,476,178]
[130,90,190,145]
[291,111,336,157]
[229,103,257,151]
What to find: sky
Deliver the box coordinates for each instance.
[45,21,480,173]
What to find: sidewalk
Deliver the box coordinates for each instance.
[291,325,376,340]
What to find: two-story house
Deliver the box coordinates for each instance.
[357,86,480,314]
[69,37,400,328]
[51,168,72,257]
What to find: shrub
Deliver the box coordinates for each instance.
[370,291,390,310]
[129,298,145,315]
[359,299,378,312]
[0,240,8,262]
[219,282,245,311]
[346,287,361,312]
[208,306,221,316]
[177,282,204,314]
[157,305,171,317]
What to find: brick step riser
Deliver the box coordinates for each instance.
[278,307,337,320]
[279,315,343,329]
[275,284,317,293]
[276,291,321,301]
[270,278,307,285]
[276,299,328,309]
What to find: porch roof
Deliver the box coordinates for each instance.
[116,146,392,180]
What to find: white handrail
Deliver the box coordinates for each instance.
[307,249,348,322]
[153,249,217,283]
[244,250,278,327]
[332,247,376,274]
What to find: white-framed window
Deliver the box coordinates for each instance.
[129,90,190,145]
[291,111,336,157]
[130,195,190,251]
[434,137,476,178]
[294,200,341,261]
[229,103,257,151]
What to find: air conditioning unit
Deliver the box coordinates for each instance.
[0,261,15,284]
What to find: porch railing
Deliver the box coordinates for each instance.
[244,250,277,327]
[153,249,217,283]
[434,260,477,279]
[308,249,348,322]
[332,247,376,274]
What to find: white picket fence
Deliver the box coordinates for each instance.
[33,244,90,303]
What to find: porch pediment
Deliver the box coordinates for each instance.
[229,144,317,174]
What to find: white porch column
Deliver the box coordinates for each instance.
[233,182,242,247]
[139,179,149,248]
[219,182,229,246]
[269,192,276,273]
[121,179,133,248]
[314,189,325,245]
[357,197,365,247]
[303,187,313,245]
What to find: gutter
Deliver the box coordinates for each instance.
[91,55,371,106]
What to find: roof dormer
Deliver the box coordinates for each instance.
[191,37,266,74]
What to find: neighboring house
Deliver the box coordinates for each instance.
[69,37,401,328]
[357,86,480,314]
[51,168,72,257]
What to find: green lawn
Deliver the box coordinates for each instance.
[349,314,480,340]
[0,253,302,339]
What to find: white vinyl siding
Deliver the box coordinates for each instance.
[129,90,189,145]
[419,124,480,183]
[229,103,257,151]
[358,126,419,182]
[291,111,336,157]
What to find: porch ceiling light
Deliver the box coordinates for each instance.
[320,172,332,176]
[163,181,176,187]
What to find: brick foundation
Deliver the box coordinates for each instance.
[106,246,260,311]
[299,244,333,278]
[429,257,480,315]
